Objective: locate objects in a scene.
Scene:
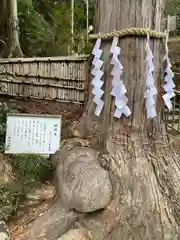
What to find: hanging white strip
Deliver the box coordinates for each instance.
[110,37,131,118]
[162,58,175,110]
[91,38,104,116]
[144,37,157,119]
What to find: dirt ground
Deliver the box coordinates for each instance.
[8,183,55,240]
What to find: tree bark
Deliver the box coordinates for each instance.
[0,0,10,56]
[72,0,180,238]
[8,0,23,57]
[0,0,23,57]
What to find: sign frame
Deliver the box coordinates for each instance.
[5,113,62,155]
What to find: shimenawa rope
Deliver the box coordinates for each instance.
[89,27,166,40]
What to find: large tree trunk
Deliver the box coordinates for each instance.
[24,1,180,239]
[73,0,180,238]
[0,0,23,57]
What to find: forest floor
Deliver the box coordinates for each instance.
[8,182,55,240]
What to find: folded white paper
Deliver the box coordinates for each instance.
[111,83,127,97]
[167,91,175,98]
[144,86,157,98]
[162,58,175,110]
[122,105,131,117]
[91,38,104,116]
[92,87,104,99]
[110,37,119,53]
[92,38,101,55]
[146,73,155,86]
[147,106,157,119]
[162,93,173,110]
[92,50,103,61]
[165,69,174,80]
[144,41,157,119]
[111,48,121,64]
[114,108,123,118]
[95,100,104,116]
[91,78,104,88]
[111,67,123,79]
[112,77,123,86]
[110,36,131,118]
[164,81,175,92]
[145,91,156,108]
[91,68,104,77]
[114,105,131,118]
[93,59,104,69]
[115,95,128,109]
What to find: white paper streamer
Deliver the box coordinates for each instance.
[110,37,131,118]
[91,38,104,116]
[162,51,175,110]
[144,36,157,119]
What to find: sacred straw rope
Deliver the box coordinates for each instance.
[89,28,166,40]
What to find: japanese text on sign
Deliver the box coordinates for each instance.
[5,114,61,154]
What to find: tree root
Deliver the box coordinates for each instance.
[25,134,180,239]
[60,136,180,239]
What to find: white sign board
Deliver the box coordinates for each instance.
[5,114,61,154]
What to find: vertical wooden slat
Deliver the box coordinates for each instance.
[0,56,88,102]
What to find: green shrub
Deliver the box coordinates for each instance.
[0,103,8,152]
[0,183,26,221]
[10,154,53,183]
[0,154,53,221]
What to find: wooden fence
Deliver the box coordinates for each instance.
[0,55,89,103]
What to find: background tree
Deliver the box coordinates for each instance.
[0,0,23,57]
[0,0,94,57]
[166,0,180,35]
[18,1,72,56]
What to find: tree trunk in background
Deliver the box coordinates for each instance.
[9,0,23,57]
[0,0,23,57]
[73,0,180,238]
[0,0,10,56]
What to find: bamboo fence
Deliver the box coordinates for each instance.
[0,55,89,103]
